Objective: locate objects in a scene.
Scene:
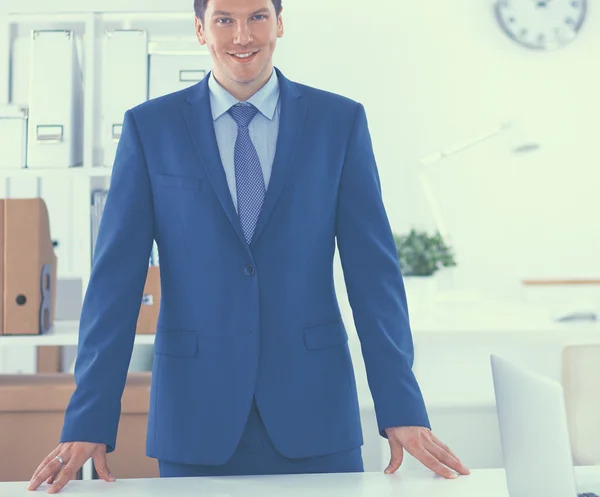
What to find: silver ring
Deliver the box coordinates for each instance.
[55,455,65,468]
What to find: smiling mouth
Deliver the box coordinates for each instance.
[229,50,259,61]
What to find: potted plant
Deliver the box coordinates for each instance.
[393,229,457,310]
[393,228,456,277]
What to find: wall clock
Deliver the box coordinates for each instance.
[493,0,587,50]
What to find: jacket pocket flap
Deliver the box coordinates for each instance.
[154,331,198,357]
[303,320,348,350]
[155,174,202,190]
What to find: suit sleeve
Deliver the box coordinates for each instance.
[335,103,430,436]
[60,109,154,453]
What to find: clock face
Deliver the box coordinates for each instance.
[493,0,587,50]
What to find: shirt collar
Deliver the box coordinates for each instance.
[208,68,280,121]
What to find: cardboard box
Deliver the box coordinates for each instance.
[0,198,57,335]
[136,266,160,334]
[37,346,63,373]
[0,372,158,482]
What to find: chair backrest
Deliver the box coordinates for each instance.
[561,343,600,465]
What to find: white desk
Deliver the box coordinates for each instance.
[2,300,600,473]
[2,467,600,497]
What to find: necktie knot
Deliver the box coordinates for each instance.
[228,104,259,128]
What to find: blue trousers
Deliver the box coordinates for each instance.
[158,398,364,477]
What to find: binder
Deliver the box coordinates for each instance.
[27,30,84,168]
[148,43,211,99]
[91,189,108,260]
[102,30,149,167]
[0,198,57,335]
[136,266,160,335]
[10,35,31,107]
[0,105,28,169]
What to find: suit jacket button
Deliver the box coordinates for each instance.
[244,265,255,276]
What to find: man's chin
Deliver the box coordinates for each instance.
[227,70,263,86]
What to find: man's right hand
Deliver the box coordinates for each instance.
[27,442,115,494]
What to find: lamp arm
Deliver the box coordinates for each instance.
[420,122,513,165]
[417,171,450,245]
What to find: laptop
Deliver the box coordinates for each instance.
[490,354,600,497]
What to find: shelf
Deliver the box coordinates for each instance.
[0,167,112,179]
[5,0,193,15]
[6,12,92,24]
[0,321,155,346]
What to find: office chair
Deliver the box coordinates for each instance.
[562,344,600,466]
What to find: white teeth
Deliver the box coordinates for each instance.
[233,52,255,58]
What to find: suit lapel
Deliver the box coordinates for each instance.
[181,77,250,251]
[250,68,307,248]
[181,67,307,251]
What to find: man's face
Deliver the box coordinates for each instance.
[195,0,284,90]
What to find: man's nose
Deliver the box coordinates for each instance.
[233,22,253,46]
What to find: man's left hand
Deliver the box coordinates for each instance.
[384,426,470,479]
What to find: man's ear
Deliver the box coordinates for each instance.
[194,16,207,45]
[277,10,284,38]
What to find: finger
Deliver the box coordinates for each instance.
[384,443,404,474]
[429,434,461,464]
[45,456,65,486]
[27,456,63,491]
[93,452,116,482]
[30,447,61,485]
[428,435,470,475]
[405,445,457,479]
[48,459,81,495]
[426,440,468,475]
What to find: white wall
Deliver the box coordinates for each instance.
[274,0,600,303]
[2,0,598,303]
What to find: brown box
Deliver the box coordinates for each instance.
[37,346,63,373]
[136,266,160,334]
[0,372,158,482]
[0,198,57,335]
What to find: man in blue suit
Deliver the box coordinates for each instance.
[28,0,469,492]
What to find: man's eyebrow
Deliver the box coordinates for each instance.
[212,8,270,17]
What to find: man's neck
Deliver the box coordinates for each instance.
[214,66,273,102]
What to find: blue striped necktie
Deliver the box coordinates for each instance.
[228,103,265,244]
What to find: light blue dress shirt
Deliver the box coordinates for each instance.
[208,69,281,212]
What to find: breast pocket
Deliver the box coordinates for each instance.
[154,174,203,191]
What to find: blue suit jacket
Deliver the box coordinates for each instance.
[61,67,430,466]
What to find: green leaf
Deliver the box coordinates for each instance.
[393,228,457,276]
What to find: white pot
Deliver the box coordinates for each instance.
[403,275,436,314]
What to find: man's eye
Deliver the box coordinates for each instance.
[216,18,232,24]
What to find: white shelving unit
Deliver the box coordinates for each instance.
[0,0,206,351]
[1,0,202,302]
[0,1,206,480]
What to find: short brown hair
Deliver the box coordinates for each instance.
[194,0,283,22]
